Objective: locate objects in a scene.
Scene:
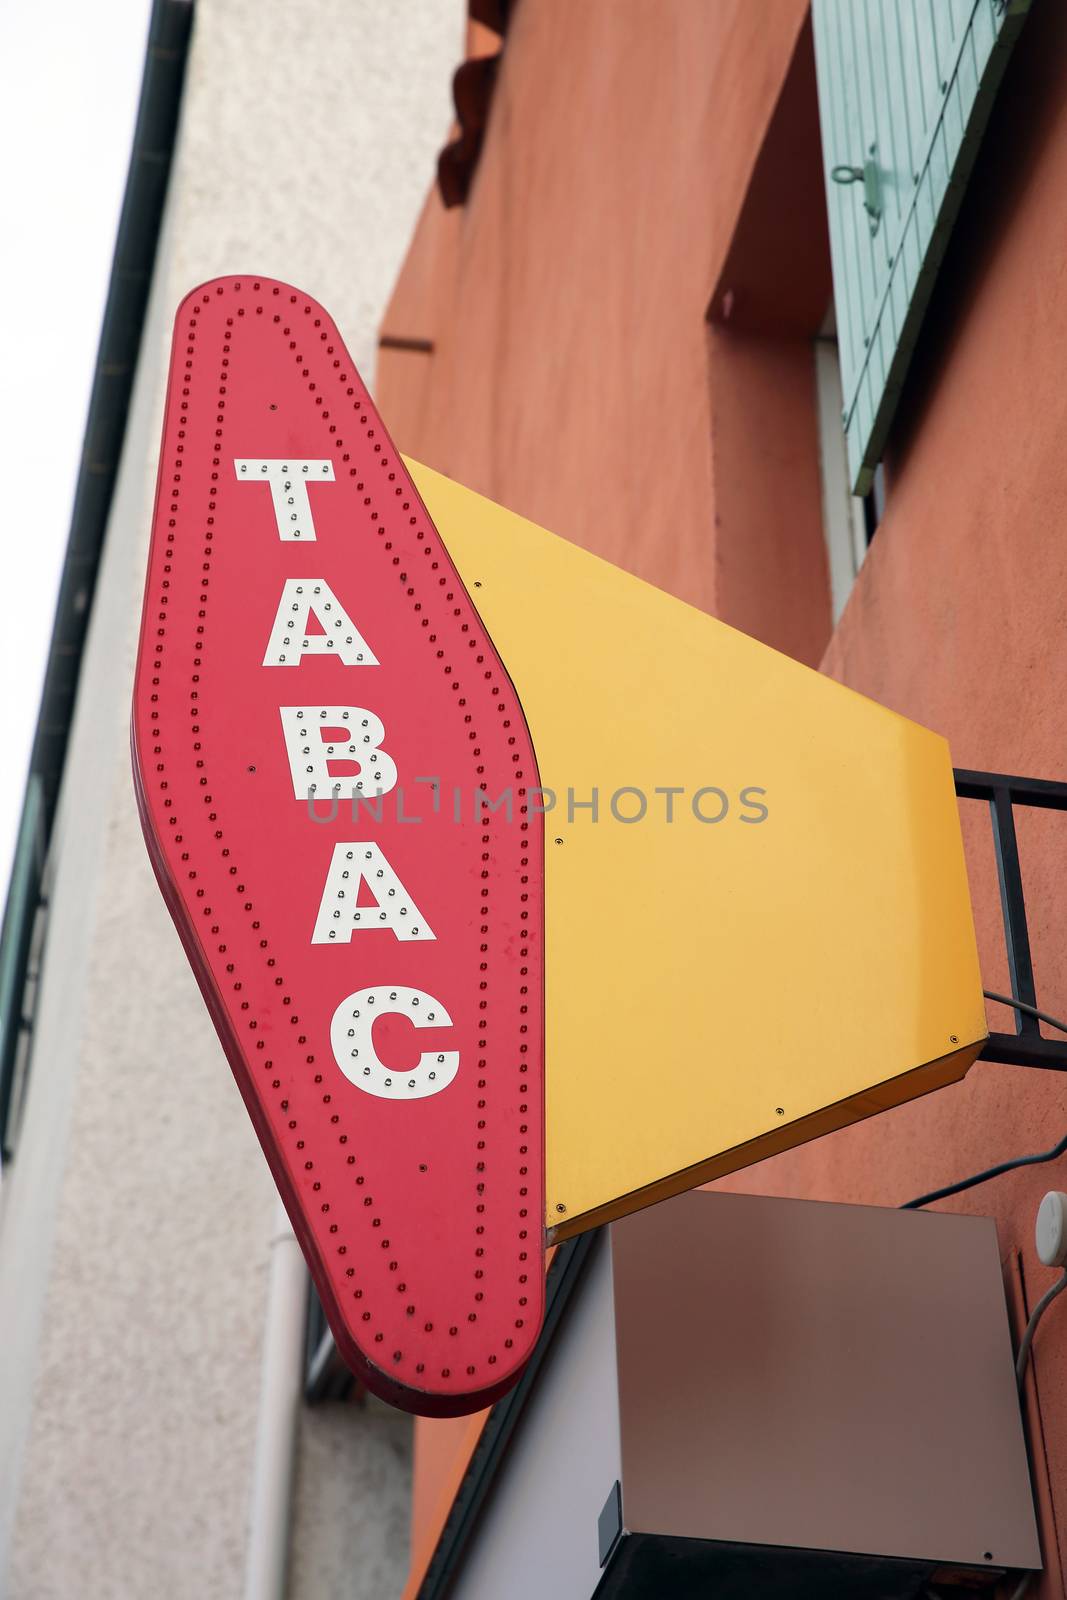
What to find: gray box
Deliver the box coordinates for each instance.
[606,1189,1040,1594]
[450,1190,1040,1599]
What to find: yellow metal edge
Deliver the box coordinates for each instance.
[545,1036,985,1242]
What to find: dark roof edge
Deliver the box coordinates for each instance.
[0,0,195,1150]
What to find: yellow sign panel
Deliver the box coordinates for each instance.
[408,460,987,1241]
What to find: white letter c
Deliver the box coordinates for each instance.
[330,986,458,1100]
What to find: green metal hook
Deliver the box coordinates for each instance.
[831,150,882,237]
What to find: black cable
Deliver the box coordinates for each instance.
[901,1129,1067,1209]
[901,992,1067,1209]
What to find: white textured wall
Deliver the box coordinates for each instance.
[0,3,462,1596]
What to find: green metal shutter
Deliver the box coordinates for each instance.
[812,0,1031,495]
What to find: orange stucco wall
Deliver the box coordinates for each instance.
[380,3,1067,1591]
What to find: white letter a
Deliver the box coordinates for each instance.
[312,843,434,943]
[264,579,377,667]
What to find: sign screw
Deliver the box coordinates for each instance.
[555,1203,567,1213]
[949,1035,959,1045]
[775,1107,785,1116]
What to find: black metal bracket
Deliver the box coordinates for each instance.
[304,1281,359,1404]
[955,768,1067,1070]
[598,1479,624,1569]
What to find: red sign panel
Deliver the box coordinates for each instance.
[132,276,545,1414]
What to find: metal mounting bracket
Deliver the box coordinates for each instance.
[955,768,1067,1070]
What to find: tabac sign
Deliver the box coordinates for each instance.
[133,276,987,1416]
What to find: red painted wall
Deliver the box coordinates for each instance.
[381,3,1067,1588]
